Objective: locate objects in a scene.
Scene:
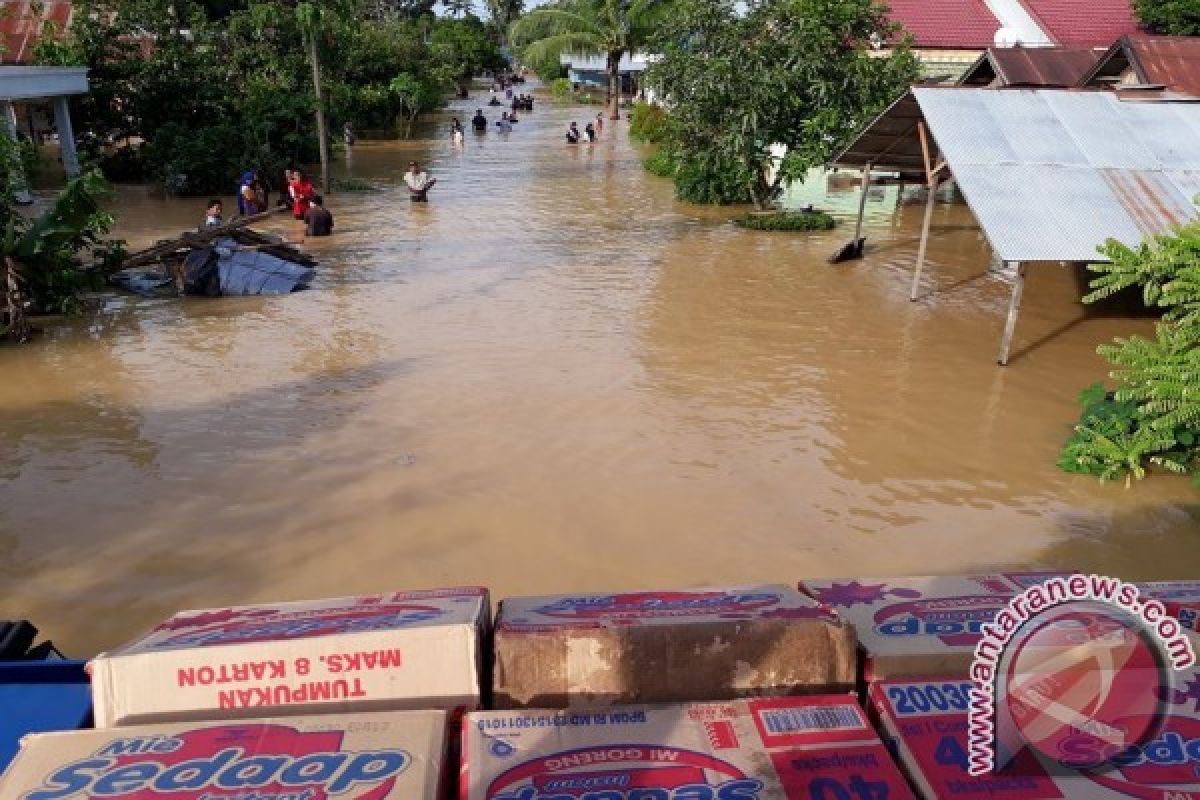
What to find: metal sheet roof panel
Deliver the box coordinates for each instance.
[907,87,1200,261]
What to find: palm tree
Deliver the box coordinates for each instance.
[486,0,524,44]
[510,0,658,120]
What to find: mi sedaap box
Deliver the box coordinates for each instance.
[799,574,1066,682]
[491,585,857,709]
[1137,580,1200,638]
[464,697,916,800]
[90,587,490,728]
[0,710,447,800]
[868,674,1200,798]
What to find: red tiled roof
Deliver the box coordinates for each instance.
[0,1,72,65]
[887,0,1003,49]
[1019,0,1139,47]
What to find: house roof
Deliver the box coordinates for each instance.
[960,47,1103,87]
[887,0,1003,49]
[1085,34,1200,97]
[833,87,1200,262]
[0,1,72,65]
[1019,0,1139,47]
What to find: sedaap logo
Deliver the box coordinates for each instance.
[874,597,1015,645]
[22,725,410,800]
[534,592,781,620]
[158,603,450,648]
[485,746,763,800]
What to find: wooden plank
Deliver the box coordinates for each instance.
[122,208,287,269]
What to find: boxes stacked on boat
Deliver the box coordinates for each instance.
[868,672,1200,798]
[492,584,857,708]
[0,711,448,799]
[90,586,491,726]
[464,697,915,800]
[798,573,1066,681]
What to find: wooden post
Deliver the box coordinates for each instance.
[997,262,1026,366]
[910,179,939,301]
[853,163,871,244]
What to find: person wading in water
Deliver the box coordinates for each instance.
[404,161,436,202]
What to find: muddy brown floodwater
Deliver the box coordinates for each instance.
[1,93,1197,655]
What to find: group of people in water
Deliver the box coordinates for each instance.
[566,114,604,144]
[203,167,333,237]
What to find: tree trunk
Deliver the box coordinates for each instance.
[3,256,29,343]
[307,32,331,195]
[607,52,621,120]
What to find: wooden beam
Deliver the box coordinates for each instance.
[853,162,872,243]
[917,120,932,186]
[910,178,940,301]
[997,263,1026,366]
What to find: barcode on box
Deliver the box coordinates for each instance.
[758,704,864,734]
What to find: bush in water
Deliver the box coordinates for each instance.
[550,78,573,102]
[734,211,836,231]
[629,102,669,143]
[1059,223,1200,486]
[643,149,675,178]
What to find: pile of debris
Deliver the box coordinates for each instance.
[111,213,318,298]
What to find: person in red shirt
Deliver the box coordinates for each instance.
[291,170,315,220]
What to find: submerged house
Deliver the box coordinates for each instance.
[884,0,1139,82]
[559,53,652,96]
[833,87,1200,365]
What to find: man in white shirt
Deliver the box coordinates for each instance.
[403,161,436,202]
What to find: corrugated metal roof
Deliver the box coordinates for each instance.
[833,88,1200,262]
[1088,34,1200,97]
[959,47,1103,88]
[0,2,72,65]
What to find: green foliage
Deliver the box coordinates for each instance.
[1060,223,1200,486]
[35,0,499,194]
[1,137,126,340]
[671,153,751,205]
[629,102,668,143]
[510,0,668,117]
[734,211,836,231]
[1134,0,1200,34]
[648,0,918,209]
[643,148,675,177]
[550,77,574,101]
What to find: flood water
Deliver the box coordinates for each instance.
[1,91,1196,655]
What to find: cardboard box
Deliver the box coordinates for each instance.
[464,697,915,800]
[1137,580,1200,638]
[91,587,490,728]
[869,674,1200,798]
[0,710,446,800]
[799,574,1065,681]
[492,585,857,708]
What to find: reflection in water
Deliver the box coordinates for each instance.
[1,91,1196,654]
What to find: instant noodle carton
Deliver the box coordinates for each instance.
[464,697,916,800]
[1137,580,1200,639]
[491,585,857,708]
[0,710,447,800]
[90,587,490,728]
[799,574,1065,681]
[868,674,1200,798]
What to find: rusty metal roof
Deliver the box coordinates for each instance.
[833,87,1200,262]
[959,47,1103,88]
[1085,34,1200,97]
[0,2,72,65]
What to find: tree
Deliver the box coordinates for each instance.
[1134,0,1200,35]
[487,0,524,42]
[648,0,917,209]
[510,0,660,119]
[297,0,345,195]
[1059,223,1200,486]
